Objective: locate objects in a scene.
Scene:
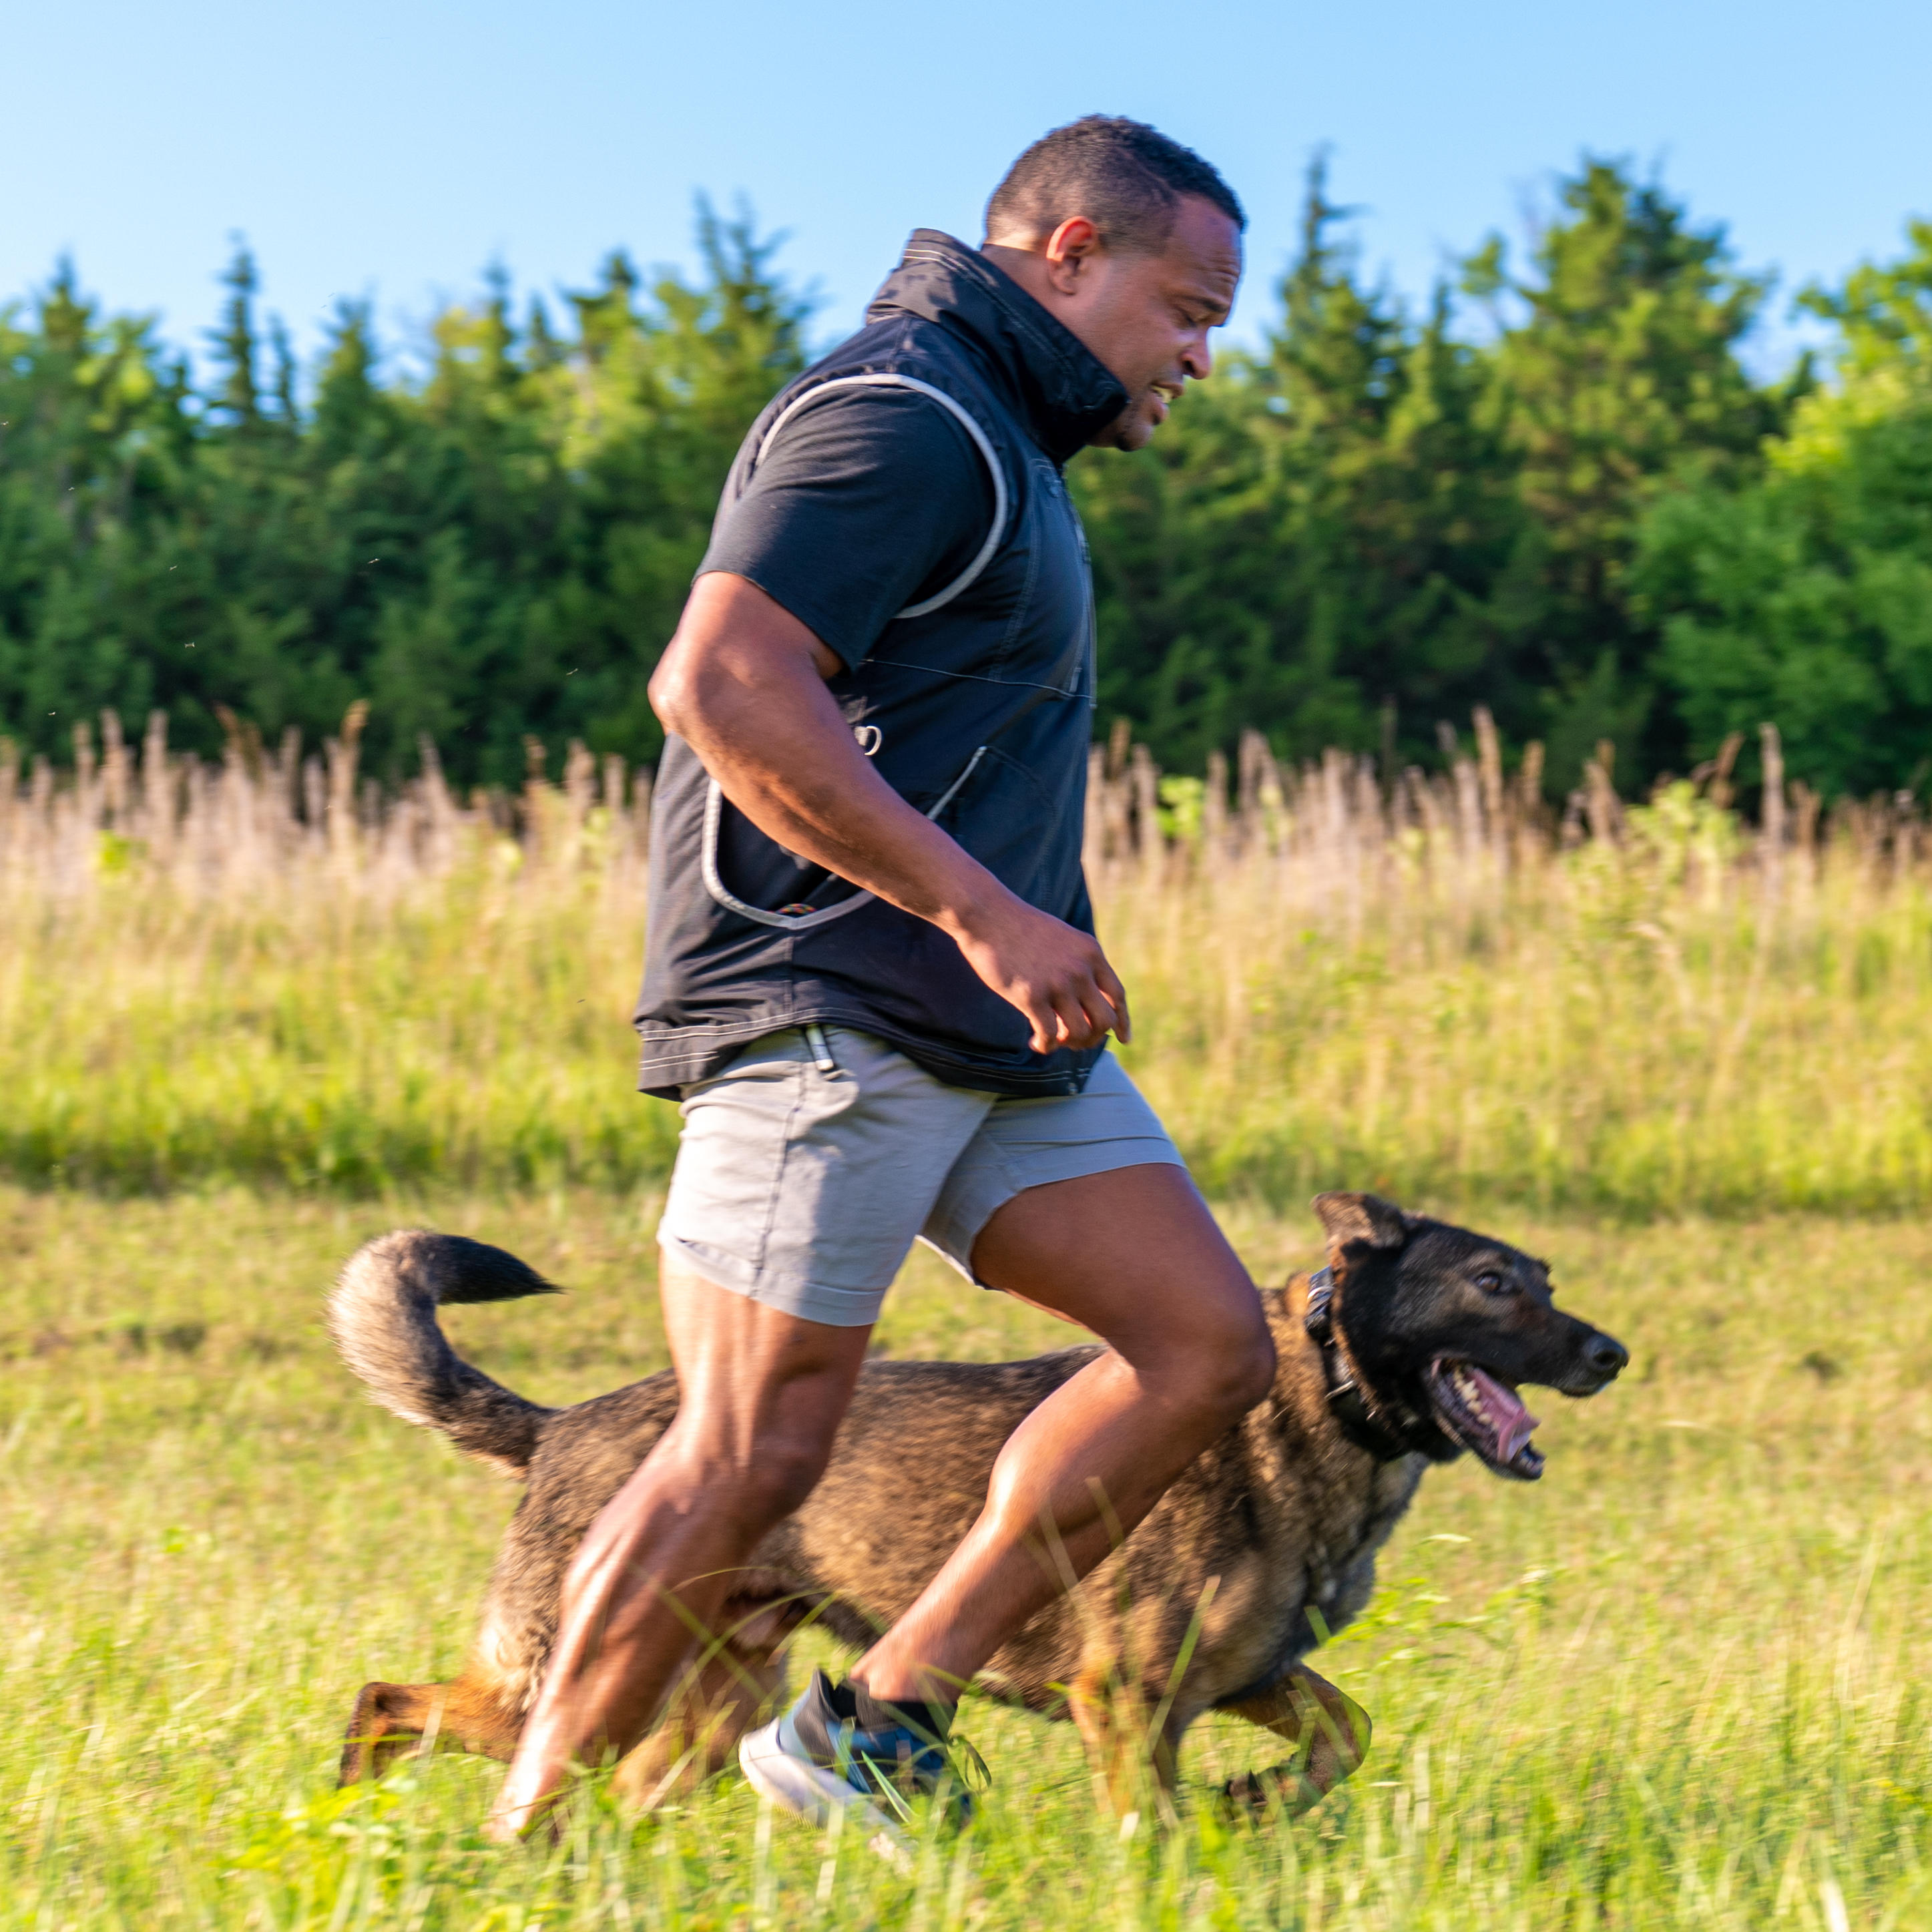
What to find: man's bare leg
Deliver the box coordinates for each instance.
[487,1264,871,1839]
[850,1163,1271,1705]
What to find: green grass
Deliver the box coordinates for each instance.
[9,767,1932,1921]
[6,1184,1932,1928]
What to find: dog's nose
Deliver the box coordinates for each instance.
[1586,1333,1629,1378]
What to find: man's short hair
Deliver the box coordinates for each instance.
[985,116,1245,255]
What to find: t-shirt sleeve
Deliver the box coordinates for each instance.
[696,383,998,671]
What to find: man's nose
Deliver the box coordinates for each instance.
[1183,335,1213,381]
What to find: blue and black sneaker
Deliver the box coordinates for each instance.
[739,1671,982,1863]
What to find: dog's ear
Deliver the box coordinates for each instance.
[1312,1192,1411,1254]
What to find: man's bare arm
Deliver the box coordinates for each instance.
[648,571,1130,1053]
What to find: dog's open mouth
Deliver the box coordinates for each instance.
[1427,1359,1544,1479]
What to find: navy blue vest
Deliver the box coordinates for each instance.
[635,232,1128,1098]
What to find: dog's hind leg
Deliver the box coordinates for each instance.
[1218,1664,1371,1819]
[610,1604,792,1815]
[1069,1663,1186,1824]
[338,1676,523,1786]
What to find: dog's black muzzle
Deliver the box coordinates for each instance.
[1421,1318,1628,1481]
[1550,1324,1630,1399]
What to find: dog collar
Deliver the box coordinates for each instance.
[1303,1266,1416,1462]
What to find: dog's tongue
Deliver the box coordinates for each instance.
[1467,1366,1539,1463]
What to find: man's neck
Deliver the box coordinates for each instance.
[978,240,1055,310]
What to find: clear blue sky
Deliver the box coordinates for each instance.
[6,0,1929,379]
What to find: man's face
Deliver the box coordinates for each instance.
[1059,196,1243,451]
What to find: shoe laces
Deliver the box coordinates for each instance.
[832,1723,990,1818]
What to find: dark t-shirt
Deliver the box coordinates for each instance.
[694,385,998,670]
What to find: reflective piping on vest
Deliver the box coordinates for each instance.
[699,746,990,932]
[754,373,1009,620]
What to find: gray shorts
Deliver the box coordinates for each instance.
[658,1025,1186,1326]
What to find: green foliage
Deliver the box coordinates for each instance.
[1476,161,1790,785]
[1636,222,1932,795]
[1077,157,1523,775]
[0,206,810,786]
[1076,155,1796,790]
[7,175,1932,799]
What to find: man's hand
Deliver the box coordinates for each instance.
[943,887,1130,1054]
[651,573,1132,1053]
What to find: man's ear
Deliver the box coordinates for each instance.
[1312,1192,1411,1254]
[1042,215,1102,295]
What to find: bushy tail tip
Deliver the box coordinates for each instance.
[327,1228,559,1477]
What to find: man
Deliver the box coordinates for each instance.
[490,115,1270,1843]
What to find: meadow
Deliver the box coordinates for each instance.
[5,716,1932,1927]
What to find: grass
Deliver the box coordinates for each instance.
[10,779,1932,1215]
[9,726,1932,1922]
[6,1185,1932,1928]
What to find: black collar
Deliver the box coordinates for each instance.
[866,231,1129,465]
[1303,1266,1417,1462]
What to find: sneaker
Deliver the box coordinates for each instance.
[739,1672,979,1862]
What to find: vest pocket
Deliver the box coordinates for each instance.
[699,748,989,931]
[929,744,1065,906]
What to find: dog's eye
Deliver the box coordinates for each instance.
[1474,1271,1507,1294]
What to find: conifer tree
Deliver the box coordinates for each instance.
[1471,160,1783,782]
[1076,158,1522,772]
[208,243,262,431]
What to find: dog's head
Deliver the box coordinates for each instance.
[1308,1192,1627,1481]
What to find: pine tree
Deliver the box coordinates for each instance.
[1076,157,1523,773]
[208,242,261,431]
[1473,160,1783,783]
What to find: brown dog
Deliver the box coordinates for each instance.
[328,1193,1626,1816]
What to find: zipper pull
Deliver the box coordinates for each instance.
[802,1023,838,1073]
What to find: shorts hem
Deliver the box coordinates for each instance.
[657,1230,890,1329]
[921,1139,1189,1284]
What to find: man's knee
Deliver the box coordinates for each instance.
[1108,1274,1272,1425]
[742,1431,836,1521]
[1180,1290,1276,1421]
[664,1424,835,1531]
[1216,1326,1277,1421]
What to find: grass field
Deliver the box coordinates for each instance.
[7,729,1932,1925]
[5,1187,1932,1928]
[11,776,1932,1218]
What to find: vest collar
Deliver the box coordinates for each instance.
[867,230,1130,465]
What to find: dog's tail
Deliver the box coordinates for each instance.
[328,1230,561,1478]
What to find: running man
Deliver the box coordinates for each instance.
[490,115,1269,1841]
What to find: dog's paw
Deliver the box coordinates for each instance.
[1219,1761,1326,1821]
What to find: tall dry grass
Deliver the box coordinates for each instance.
[6,706,1932,1209]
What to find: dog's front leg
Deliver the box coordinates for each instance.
[1218,1664,1371,1817]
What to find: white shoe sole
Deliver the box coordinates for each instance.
[738,1716,913,1873]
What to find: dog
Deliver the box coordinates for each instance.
[328,1192,1626,1817]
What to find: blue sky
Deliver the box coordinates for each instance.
[6,0,1929,379]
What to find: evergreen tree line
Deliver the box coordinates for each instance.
[4,164,1929,799]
